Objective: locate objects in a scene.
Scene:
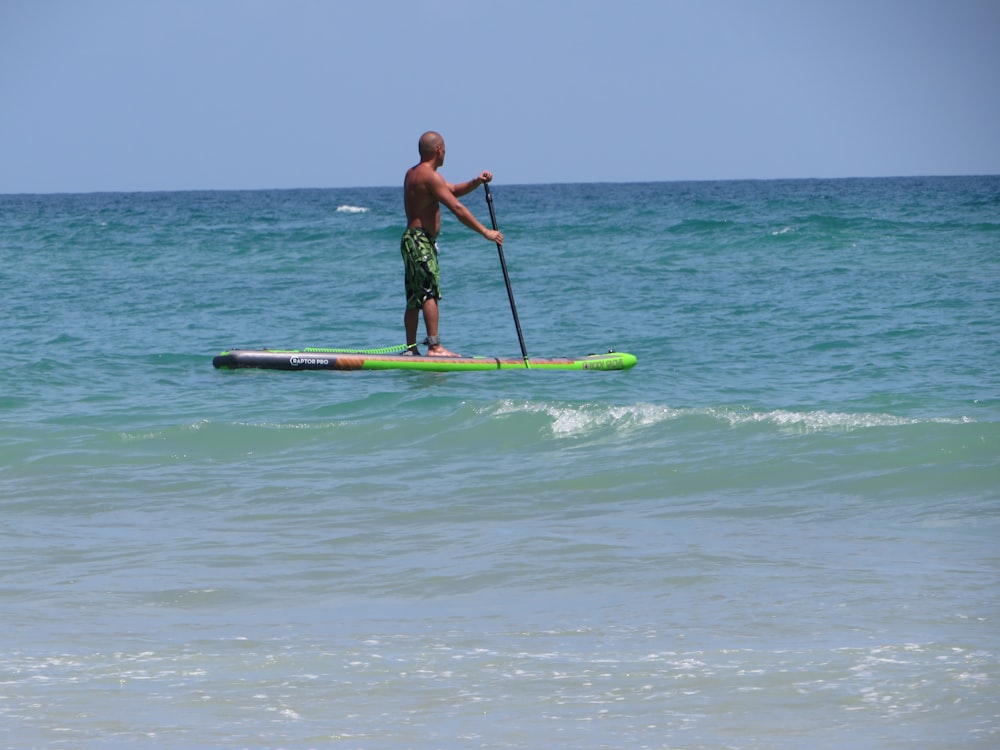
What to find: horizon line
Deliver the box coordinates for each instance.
[2,173,997,198]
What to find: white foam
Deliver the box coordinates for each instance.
[485,400,972,437]
[488,400,681,436]
[335,205,369,213]
[712,408,970,431]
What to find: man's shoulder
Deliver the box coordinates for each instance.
[406,164,446,194]
[410,161,443,179]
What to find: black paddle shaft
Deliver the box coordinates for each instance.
[484,183,529,366]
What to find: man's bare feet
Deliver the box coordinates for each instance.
[426,344,461,357]
[401,346,421,356]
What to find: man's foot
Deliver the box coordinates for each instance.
[401,346,421,356]
[426,344,461,357]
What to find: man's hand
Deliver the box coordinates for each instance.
[485,229,503,245]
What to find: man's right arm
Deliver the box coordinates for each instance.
[431,174,503,244]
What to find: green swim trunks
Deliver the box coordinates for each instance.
[400,227,441,310]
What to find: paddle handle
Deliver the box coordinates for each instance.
[484,183,529,367]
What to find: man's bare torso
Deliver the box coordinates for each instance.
[404,162,441,239]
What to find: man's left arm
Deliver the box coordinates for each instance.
[449,171,493,197]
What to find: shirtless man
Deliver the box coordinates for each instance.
[400,131,503,356]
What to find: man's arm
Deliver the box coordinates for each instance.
[431,172,502,243]
[449,171,493,198]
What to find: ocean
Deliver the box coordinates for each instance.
[1,176,997,748]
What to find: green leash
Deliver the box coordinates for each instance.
[304,344,412,354]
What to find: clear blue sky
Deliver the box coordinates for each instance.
[2,0,998,193]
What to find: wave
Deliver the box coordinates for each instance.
[4,399,979,470]
[335,205,369,213]
[706,406,972,431]
[5,398,992,523]
[479,400,973,438]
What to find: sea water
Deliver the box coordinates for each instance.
[1,177,997,748]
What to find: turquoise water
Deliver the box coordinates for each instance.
[1,177,998,748]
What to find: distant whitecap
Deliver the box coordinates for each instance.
[336,205,369,213]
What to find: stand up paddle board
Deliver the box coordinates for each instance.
[213,348,636,372]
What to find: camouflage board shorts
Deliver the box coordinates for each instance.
[400,227,441,310]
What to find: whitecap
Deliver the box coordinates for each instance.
[487,400,681,437]
[336,205,369,214]
[710,407,969,431]
[490,400,972,437]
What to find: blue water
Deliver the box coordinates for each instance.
[1,177,998,748]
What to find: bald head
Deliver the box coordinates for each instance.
[418,131,444,160]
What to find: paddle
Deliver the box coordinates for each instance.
[484,183,529,368]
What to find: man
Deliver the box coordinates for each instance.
[400,131,503,356]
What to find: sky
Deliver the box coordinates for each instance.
[2,0,998,193]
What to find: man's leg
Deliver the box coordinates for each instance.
[403,307,421,354]
[421,298,459,357]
